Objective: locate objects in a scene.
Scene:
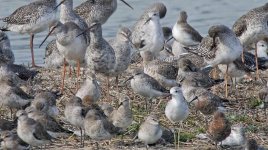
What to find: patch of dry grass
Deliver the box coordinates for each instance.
[1,63,268,149]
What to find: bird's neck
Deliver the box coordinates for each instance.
[172,95,184,103]
[111,0,117,10]
[257,48,268,58]
[177,18,187,24]
[90,27,103,46]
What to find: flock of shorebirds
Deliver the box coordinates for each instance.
[0,0,268,149]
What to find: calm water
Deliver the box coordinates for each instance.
[0,0,267,65]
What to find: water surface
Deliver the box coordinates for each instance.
[0,0,266,65]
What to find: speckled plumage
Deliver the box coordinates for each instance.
[107,26,132,76]
[1,0,58,34]
[45,39,64,68]
[75,0,124,26]
[172,41,206,68]
[86,23,115,76]
[60,0,88,30]
[0,0,60,66]
[233,3,268,48]
[131,3,166,47]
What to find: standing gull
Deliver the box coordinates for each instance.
[0,0,60,67]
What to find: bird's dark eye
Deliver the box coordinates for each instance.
[262,44,265,47]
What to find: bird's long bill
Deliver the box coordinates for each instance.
[121,34,135,46]
[120,0,133,10]
[166,36,174,43]
[76,23,97,38]
[144,18,151,25]
[39,26,56,48]
[123,76,134,84]
[162,44,174,56]
[189,96,198,104]
[54,0,66,10]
